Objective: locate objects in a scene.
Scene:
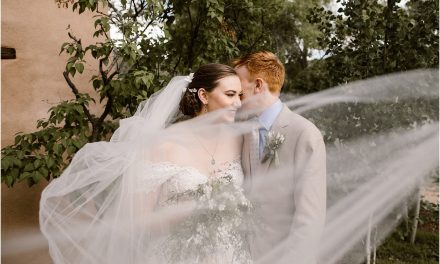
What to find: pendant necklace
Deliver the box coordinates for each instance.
[194,135,218,166]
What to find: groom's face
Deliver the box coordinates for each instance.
[235,66,262,113]
[235,66,256,101]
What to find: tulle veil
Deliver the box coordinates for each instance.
[36,69,438,264]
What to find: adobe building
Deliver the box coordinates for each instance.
[2,1,105,263]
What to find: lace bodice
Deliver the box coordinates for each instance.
[148,158,251,264]
[154,158,244,204]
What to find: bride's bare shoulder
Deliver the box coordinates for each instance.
[149,140,189,164]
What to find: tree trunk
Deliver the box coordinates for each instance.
[410,187,422,244]
[403,201,410,239]
[365,214,373,264]
[383,0,396,72]
[301,43,308,70]
[372,226,377,264]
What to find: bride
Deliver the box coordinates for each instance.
[39,63,252,264]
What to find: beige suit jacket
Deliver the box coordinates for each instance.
[242,105,326,263]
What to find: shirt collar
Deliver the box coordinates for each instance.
[258,99,283,130]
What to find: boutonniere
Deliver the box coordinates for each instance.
[261,131,285,167]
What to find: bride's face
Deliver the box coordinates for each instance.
[205,75,242,122]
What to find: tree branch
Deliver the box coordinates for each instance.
[129,0,147,21]
[107,1,127,41]
[131,0,138,15]
[173,54,182,75]
[92,91,113,142]
[92,45,119,141]
[107,56,120,74]
[96,93,113,127]
[99,48,113,83]
[67,32,81,45]
[135,14,157,41]
[63,71,94,123]
[107,70,119,83]
[187,1,193,28]
[96,10,110,18]
[99,59,107,83]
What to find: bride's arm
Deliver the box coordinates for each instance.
[140,142,196,233]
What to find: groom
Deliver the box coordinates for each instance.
[232,51,326,263]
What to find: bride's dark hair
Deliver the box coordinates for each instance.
[179,63,237,117]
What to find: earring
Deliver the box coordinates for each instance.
[203,104,208,113]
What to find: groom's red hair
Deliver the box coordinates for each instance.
[231,51,285,94]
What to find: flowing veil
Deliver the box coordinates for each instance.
[110,75,192,142]
[31,69,439,264]
[39,75,197,263]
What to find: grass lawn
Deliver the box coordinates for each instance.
[376,202,439,264]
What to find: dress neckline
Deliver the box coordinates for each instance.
[152,157,241,179]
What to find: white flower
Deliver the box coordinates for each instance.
[266,131,285,148]
[262,131,285,166]
[182,73,195,93]
[188,88,197,93]
[184,72,194,83]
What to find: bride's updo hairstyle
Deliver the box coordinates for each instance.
[179,63,237,117]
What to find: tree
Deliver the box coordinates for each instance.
[1,0,327,187]
[1,0,165,187]
[291,0,439,93]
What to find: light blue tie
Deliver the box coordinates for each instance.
[259,128,268,159]
[249,123,260,177]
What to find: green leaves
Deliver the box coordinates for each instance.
[71,0,99,14]
[1,124,93,187]
[133,68,154,89]
[92,79,101,90]
[47,99,90,127]
[206,0,224,23]
[75,62,84,73]
[1,82,98,186]
[63,43,85,77]
[46,157,56,169]
[298,0,439,93]
[93,17,110,37]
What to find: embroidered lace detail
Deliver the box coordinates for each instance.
[152,158,244,203]
[148,158,251,264]
[152,162,208,198]
[209,158,244,187]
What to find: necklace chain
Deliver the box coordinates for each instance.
[194,135,218,165]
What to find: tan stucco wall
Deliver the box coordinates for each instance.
[2,1,105,263]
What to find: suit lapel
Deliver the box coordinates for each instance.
[259,105,290,173]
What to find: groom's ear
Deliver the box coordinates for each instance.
[198,88,208,104]
[254,78,264,94]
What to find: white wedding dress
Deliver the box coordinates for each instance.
[145,159,252,264]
